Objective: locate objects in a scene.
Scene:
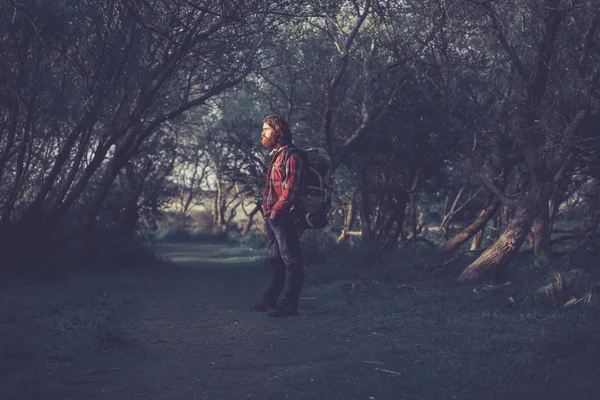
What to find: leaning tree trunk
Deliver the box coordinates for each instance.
[457,189,548,283]
[439,199,500,253]
[240,204,261,237]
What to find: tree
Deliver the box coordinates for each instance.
[0,0,309,259]
[455,0,600,282]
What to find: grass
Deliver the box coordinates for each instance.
[1,240,600,399]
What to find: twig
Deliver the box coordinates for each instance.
[89,367,122,375]
[359,273,381,285]
[306,276,325,288]
[375,367,402,376]
[397,284,417,291]
[66,379,112,385]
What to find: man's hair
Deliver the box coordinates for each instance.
[263,115,292,145]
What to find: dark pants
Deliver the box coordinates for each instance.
[262,213,304,307]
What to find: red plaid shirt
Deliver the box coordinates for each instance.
[262,145,303,215]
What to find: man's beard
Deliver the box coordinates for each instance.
[262,135,278,149]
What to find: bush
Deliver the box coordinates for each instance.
[300,230,439,285]
[238,230,266,249]
[93,225,159,267]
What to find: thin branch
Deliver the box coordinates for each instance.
[578,14,600,76]
[474,172,517,208]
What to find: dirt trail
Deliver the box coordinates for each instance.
[3,242,384,400]
[99,242,379,400]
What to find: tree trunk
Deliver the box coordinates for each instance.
[488,213,501,242]
[501,205,510,232]
[241,204,261,237]
[336,200,355,243]
[409,192,417,252]
[182,189,195,215]
[79,149,133,263]
[439,199,500,253]
[470,226,484,251]
[458,188,549,283]
[358,186,372,243]
[214,178,223,229]
[121,161,149,235]
[581,180,600,248]
[380,193,408,249]
[0,97,19,195]
[531,205,551,264]
[399,190,417,250]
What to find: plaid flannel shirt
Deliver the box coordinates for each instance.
[262,145,303,215]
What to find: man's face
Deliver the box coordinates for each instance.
[261,122,278,149]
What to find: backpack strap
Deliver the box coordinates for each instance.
[282,144,300,164]
[282,145,305,211]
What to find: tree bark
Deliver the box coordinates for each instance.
[531,206,552,264]
[458,187,550,283]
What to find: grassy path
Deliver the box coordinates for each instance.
[1,242,600,399]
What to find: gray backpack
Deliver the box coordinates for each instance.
[284,146,332,229]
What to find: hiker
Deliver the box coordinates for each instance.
[250,115,305,318]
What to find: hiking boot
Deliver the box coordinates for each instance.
[267,301,298,317]
[249,300,276,312]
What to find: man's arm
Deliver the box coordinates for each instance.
[272,152,302,213]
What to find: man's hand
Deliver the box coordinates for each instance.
[269,210,280,220]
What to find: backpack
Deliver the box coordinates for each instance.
[283,146,332,229]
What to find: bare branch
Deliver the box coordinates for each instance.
[474,172,517,208]
[479,2,528,83]
[323,0,372,156]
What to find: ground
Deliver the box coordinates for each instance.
[1,242,600,400]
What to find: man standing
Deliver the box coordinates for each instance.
[250,115,304,317]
